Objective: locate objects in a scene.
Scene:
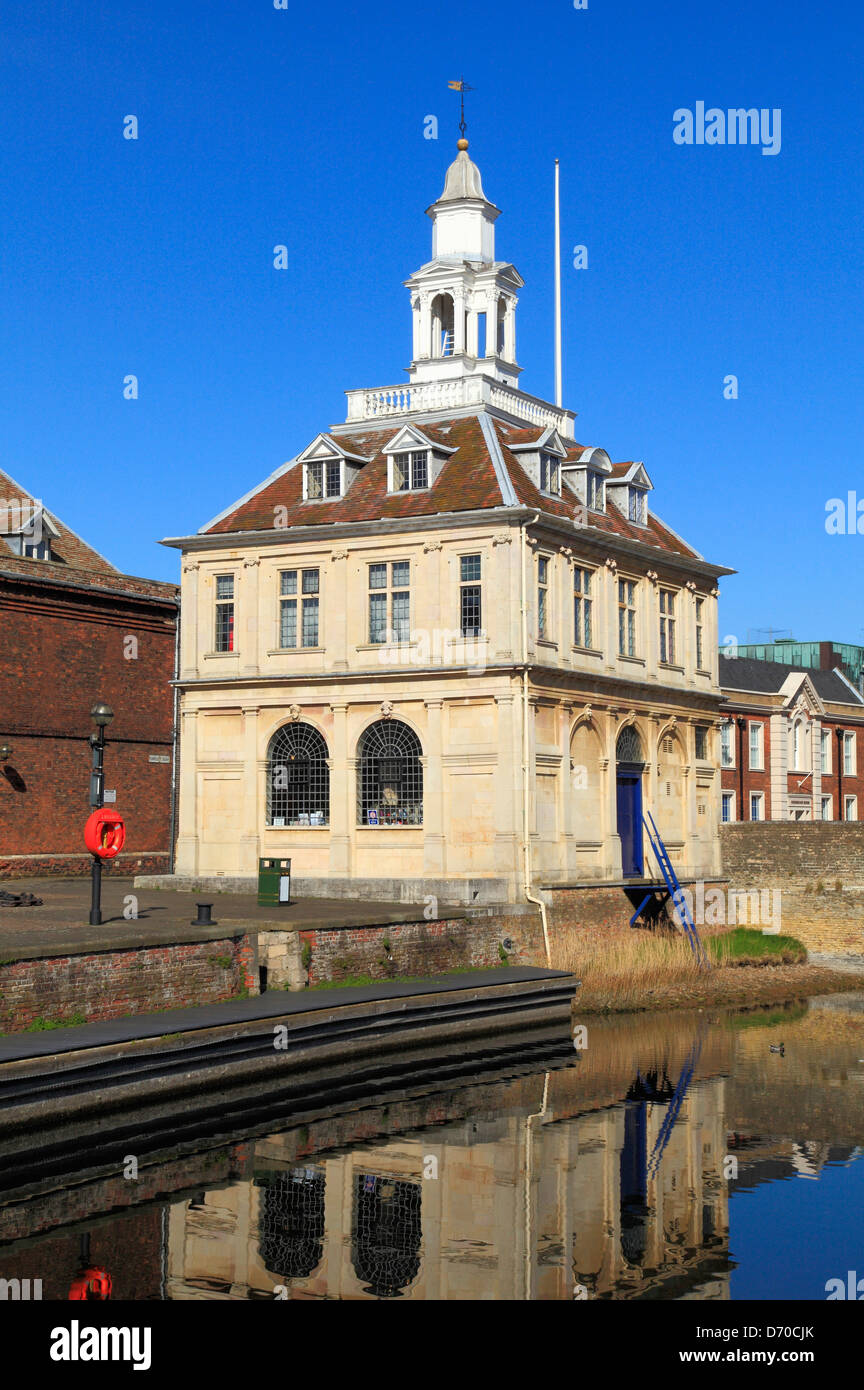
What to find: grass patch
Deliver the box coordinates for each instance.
[24,1011,87,1032]
[306,964,484,992]
[707,928,806,966]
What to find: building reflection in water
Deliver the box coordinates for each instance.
[165,1060,731,1301]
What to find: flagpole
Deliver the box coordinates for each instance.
[554,158,562,409]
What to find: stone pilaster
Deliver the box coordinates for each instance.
[241,558,260,677]
[422,698,445,875]
[180,560,199,680]
[328,701,351,875]
[240,704,260,873]
[175,707,199,874]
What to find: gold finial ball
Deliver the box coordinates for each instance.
[457,137,469,151]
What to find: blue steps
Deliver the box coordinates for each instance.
[631,811,711,970]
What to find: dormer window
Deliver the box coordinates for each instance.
[2,533,52,560]
[539,453,561,496]
[392,451,428,492]
[305,459,341,501]
[628,488,646,525]
[586,471,605,512]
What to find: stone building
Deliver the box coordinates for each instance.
[163,140,731,904]
[719,654,864,822]
[0,471,178,877]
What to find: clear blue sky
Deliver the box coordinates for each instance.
[1,0,862,646]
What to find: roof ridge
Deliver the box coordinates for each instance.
[479,415,518,507]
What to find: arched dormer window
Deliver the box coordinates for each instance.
[357,719,423,826]
[586,471,605,512]
[266,722,330,827]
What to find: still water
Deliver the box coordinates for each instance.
[2,993,863,1300]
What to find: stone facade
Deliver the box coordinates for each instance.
[162,144,729,905]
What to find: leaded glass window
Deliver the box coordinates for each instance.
[616,725,644,764]
[357,719,422,826]
[266,722,329,826]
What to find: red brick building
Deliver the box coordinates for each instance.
[719,655,864,822]
[0,471,179,877]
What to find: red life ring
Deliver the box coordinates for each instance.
[69,1266,113,1300]
[84,808,126,859]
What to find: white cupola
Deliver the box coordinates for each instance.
[404,139,524,388]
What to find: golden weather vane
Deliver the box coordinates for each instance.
[448,77,475,140]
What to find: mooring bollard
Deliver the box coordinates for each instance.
[192,902,217,927]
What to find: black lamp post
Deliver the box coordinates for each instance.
[88,701,114,926]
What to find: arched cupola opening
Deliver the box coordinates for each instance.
[430,293,455,358]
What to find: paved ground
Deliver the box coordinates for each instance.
[0,876,465,960]
[0,966,573,1063]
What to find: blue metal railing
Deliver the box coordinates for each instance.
[635,811,711,970]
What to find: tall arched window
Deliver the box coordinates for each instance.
[357,719,423,826]
[266,722,329,826]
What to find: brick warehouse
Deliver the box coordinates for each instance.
[0,470,179,877]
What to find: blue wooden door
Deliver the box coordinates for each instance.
[616,769,643,877]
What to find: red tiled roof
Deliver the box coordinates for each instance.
[202,413,700,562]
[205,416,507,533]
[0,470,177,601]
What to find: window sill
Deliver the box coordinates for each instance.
[571,645,603,658]
[536,638,559,650]
[356,641,415,653]
[659,662,685,673]
[267,647,325,655]
[618,653,645,666]
[203,650,240,660]
[266,824,329,831]
[356,823,424,831]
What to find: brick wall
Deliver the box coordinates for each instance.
[720,715,772,819]
[0,575,177,871]
[264,915,509,989]
[721,822,864,887]
[0,934,257,1034]
[0,851,168,879]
